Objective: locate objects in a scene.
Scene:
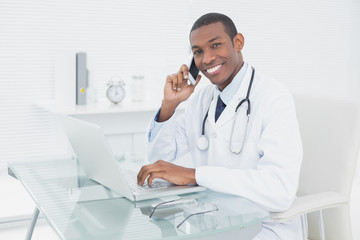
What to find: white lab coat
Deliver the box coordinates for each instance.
[147,65,304,239]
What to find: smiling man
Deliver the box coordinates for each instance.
[137,13,304,239]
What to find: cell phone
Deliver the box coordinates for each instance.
[188,58,199,85]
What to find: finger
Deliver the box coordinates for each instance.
[166,74,178,92]
[137,164,154,185]
[175,64,190,91]
[173,75,179,91]
[137,162,163,185]
[175,70,183,92]
[147,172,165,186]
[180,64,189,81]
[166,74,176,92]
[187,75,202,93]
[194,74,202,86]
[137,165,147,185]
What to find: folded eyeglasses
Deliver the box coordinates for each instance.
[149,197,218,229]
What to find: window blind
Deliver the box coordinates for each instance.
[1,0,359,173]
[189,0,360,97]
[0,0,192,173]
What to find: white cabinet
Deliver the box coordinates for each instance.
[38,99,189,164]
[71,110,156,158]
[38,99,162,159]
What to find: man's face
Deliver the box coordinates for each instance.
[190,22,243,90]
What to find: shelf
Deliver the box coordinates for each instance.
[34,98,163,115]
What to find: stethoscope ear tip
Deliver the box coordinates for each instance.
[196,135,209,150]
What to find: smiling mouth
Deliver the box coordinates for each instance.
[205,64,223,74]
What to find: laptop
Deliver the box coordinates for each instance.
[57,114,206,201]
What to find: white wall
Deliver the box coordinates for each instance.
[189,0,360,98]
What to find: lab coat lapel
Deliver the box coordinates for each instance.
[207,90,219,130]
[215,65,254,128]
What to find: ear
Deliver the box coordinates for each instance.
[233,33,244,52]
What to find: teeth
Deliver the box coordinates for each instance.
[206,64,222,73]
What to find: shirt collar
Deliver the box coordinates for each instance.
[215,62,248,105]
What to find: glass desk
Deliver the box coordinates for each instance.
[8,157,268,240]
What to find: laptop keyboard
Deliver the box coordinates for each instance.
[122,168,171,192]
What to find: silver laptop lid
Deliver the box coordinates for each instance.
[57,114,134,200]
[57,114,206,202]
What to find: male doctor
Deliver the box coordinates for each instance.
[137,13,304,239]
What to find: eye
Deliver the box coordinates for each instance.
[212,42,221,48]
[193,49,202,55]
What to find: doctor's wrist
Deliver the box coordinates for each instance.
[157,100,179,122]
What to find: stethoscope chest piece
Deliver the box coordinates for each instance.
[196,135,209,150]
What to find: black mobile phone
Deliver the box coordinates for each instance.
[188,58,199,85]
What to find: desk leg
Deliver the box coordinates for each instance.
[25,207,40,240]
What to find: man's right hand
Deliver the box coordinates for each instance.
[157,64,201,122]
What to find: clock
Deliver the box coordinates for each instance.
[106,81,126,104]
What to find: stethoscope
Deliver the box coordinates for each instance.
[196,67,255,154]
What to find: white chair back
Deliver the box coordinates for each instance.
[293,93,360,240]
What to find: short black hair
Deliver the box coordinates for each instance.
[190,13,238,40]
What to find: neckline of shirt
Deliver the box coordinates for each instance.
[215,62,248,105]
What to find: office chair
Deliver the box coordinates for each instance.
[270,93,360,240]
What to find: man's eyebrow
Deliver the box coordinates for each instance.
[208,36,221,43]
[191,36,222,50]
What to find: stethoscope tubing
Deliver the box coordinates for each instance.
[235,67,255,114]
[197,67,255,151]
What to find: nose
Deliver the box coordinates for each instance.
[202,49,216,65]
